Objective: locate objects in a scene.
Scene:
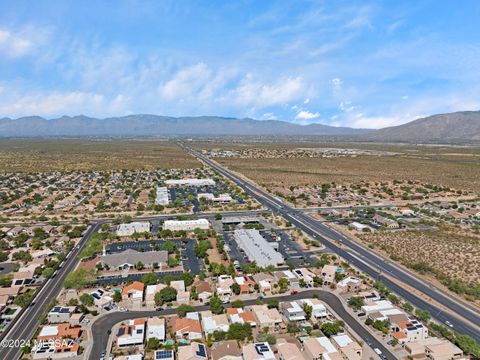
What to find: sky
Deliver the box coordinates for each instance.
[0,0,479,128]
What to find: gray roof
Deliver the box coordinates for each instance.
[101,249,168,268]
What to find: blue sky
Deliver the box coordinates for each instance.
[0,0,479,128]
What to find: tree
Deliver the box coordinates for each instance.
[141,272,158,286]
[135,261,144,270]
[278,278,289,293]
[228,322,252,341]
[177,304,195,318]
[162,240,176,253]
[303,303,313,320]
[415,309,431,322]
[0,250,8,262]
[365,318,373,326]
[41,267,54,279]
[403,302,414,313]
[113,291,122,303]
[194,240,212,258]
[313,276,323,287]
[267,299,279,309]
[231,300,245,308]
[348,296,365,311]
[209,295,224,314]
[231,283,241,295]
[80,293,94,307]
[320,320,344,337]
[146,337,161,350]
[14,292,33,308]
[155,287,177,306]
[287,322,301,334]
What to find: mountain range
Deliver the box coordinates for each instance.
[0,111,479,142]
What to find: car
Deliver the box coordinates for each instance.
[374,348,382,356]
[119,307,128,312]
[445,320,454,328]
[156,307,164,311]
[367,340,373,347]
[290,290,298,295]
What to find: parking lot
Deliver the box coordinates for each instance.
[106,239,201,275]
[222,229,317,269]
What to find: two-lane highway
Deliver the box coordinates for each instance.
[183,144,480,342]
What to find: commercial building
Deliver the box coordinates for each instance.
[116,222,151,237]
[163,219,210,232]
[198,193,233,203]
[233,229,284,268]
[156,187,170,205]
[100,249,168,270]
[166,179,215,187]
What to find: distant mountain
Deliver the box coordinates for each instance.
[0,115,371,137]
[371,111,480,142]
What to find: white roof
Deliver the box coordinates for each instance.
[39,325,58,337]
[332,334,353,348]
[234,229,284,268]
[317,337,337,353]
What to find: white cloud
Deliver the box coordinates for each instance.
[330,77,343,91]
[0,26,50,58]
[295,110,320,120]
[262,112,277,120]
[0,91,130,117]
[159,63,213,100]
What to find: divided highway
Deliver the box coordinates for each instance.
[183,144,480,342]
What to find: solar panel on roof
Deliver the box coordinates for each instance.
[118,328,125,336]
[196,344,206,357]
[156,350,173,359]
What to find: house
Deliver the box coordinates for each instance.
[114,355,144,360]
[227,308,256,327]
[303,337,342,360]
[253,273,274,294]
[200,310,230,335]
[117,318,146,347]
[90,288,113,308]
[405,338,463,360]
[280,301,306,322]
[146,284,167,306]
[350,222,369,232]
[373,215,399,229]
[297,299,328,319]
[248,305,283,330]
[399,207,415,216]
[177,342,208,360]
[33,323,82,359]
[122,281,145,303]
[69,313,84,327]
[174,317,203,341]
[193,280,213,303]
[116,222,151,236]
[331,335,362,360]
[274,270,298,287]
[47,306,75,324]
[171,280,190,304]
[146,317,166,341]
[234,275,257,294]
[277,340,306,360]
[320,265,338,285]
[337,276,361,292]
[217,275,234,303]
[101,249,168,270]
[242,343,275,360]
[392,320,429,344]
[211,340,242,360]
[361,300,395,316]
[292,268,316,286]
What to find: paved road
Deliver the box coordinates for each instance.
[0,222,101,360]
[89,290,396,360]
[183,144,480,342]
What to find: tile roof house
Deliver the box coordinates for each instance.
[177,342,208,360]
[146,284,167,306]
[211,340,242,360]
[174,317,203,341]
[122,281,145,302]
[234,275,257,294]
[303,337,343,360]
[227,308,256,327]
[193,280,213,303]
[200,310,230,335]
[242,342,276,360]
[248,305,283,330]
[277,340,306,360]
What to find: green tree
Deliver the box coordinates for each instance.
[287,322,301,334]
[228,322,252,341]
[80,293,94,307]
[146,337,161,350]
[177,304,195,318]
[348,296,365,311]
[155,287,177,306]
[141,272,158,286]
[64,268,95,289]
[41,267,54,279]
[231,282,241,295]
[135,261,144,270]
[278,278,289,293]
[267,299,279,309]
[209,295,224,314]
[231,300,245,308]
[303,303,313,320]
[415,309,431,322]
[113,291,122,303]
[320,320,344,337]
[403,302,414,313]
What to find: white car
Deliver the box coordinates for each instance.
[119,307,128,312]
[445,320,454,328]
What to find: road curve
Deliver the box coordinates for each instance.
[89,290,396,360]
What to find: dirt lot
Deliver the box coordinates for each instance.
[357,227,480,300]
[0,139,199,172]
[213,144,480,192]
